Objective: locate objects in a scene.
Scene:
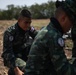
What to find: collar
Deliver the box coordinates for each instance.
[50,17,64,35]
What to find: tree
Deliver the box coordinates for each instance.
[0,1,56,19]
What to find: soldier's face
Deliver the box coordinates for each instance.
[63,15,72,33]
[19,17,32,30]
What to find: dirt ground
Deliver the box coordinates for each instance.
[0,20,17,75]
[0,25,8,75]
[0,20,72,75]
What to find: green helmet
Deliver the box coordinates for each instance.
[56,0,76,24]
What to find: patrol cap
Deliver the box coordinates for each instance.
[19,9,31,18]
[56,0,76,24]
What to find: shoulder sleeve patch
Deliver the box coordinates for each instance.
[58,38,64,47]
[9,36,14,41]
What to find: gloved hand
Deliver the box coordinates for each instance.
[15,58,26,72]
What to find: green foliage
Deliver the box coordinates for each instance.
[0,1,56,20]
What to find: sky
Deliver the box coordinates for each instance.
[0,0,56,10]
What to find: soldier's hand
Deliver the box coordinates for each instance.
[14,67,24,75]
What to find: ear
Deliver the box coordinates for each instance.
[61,13,67,24]
[61,14,66,22]
[18,18,21,22]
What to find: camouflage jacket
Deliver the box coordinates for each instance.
[25,18,76,75]
[71,25,76,41]
[71,25,76,57]
[1,22,38,68]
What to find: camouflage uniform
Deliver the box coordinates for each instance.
[1,22,37,75]
[24,0,76,75]
[25,17,76,75]
[71,26,76,57]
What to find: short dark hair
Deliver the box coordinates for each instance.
[55,0,76,25]
[19,9,31,18]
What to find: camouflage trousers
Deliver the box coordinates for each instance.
[8,58,26,75]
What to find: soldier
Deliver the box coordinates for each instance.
[1,9,38,75]
[24,0,76,75]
